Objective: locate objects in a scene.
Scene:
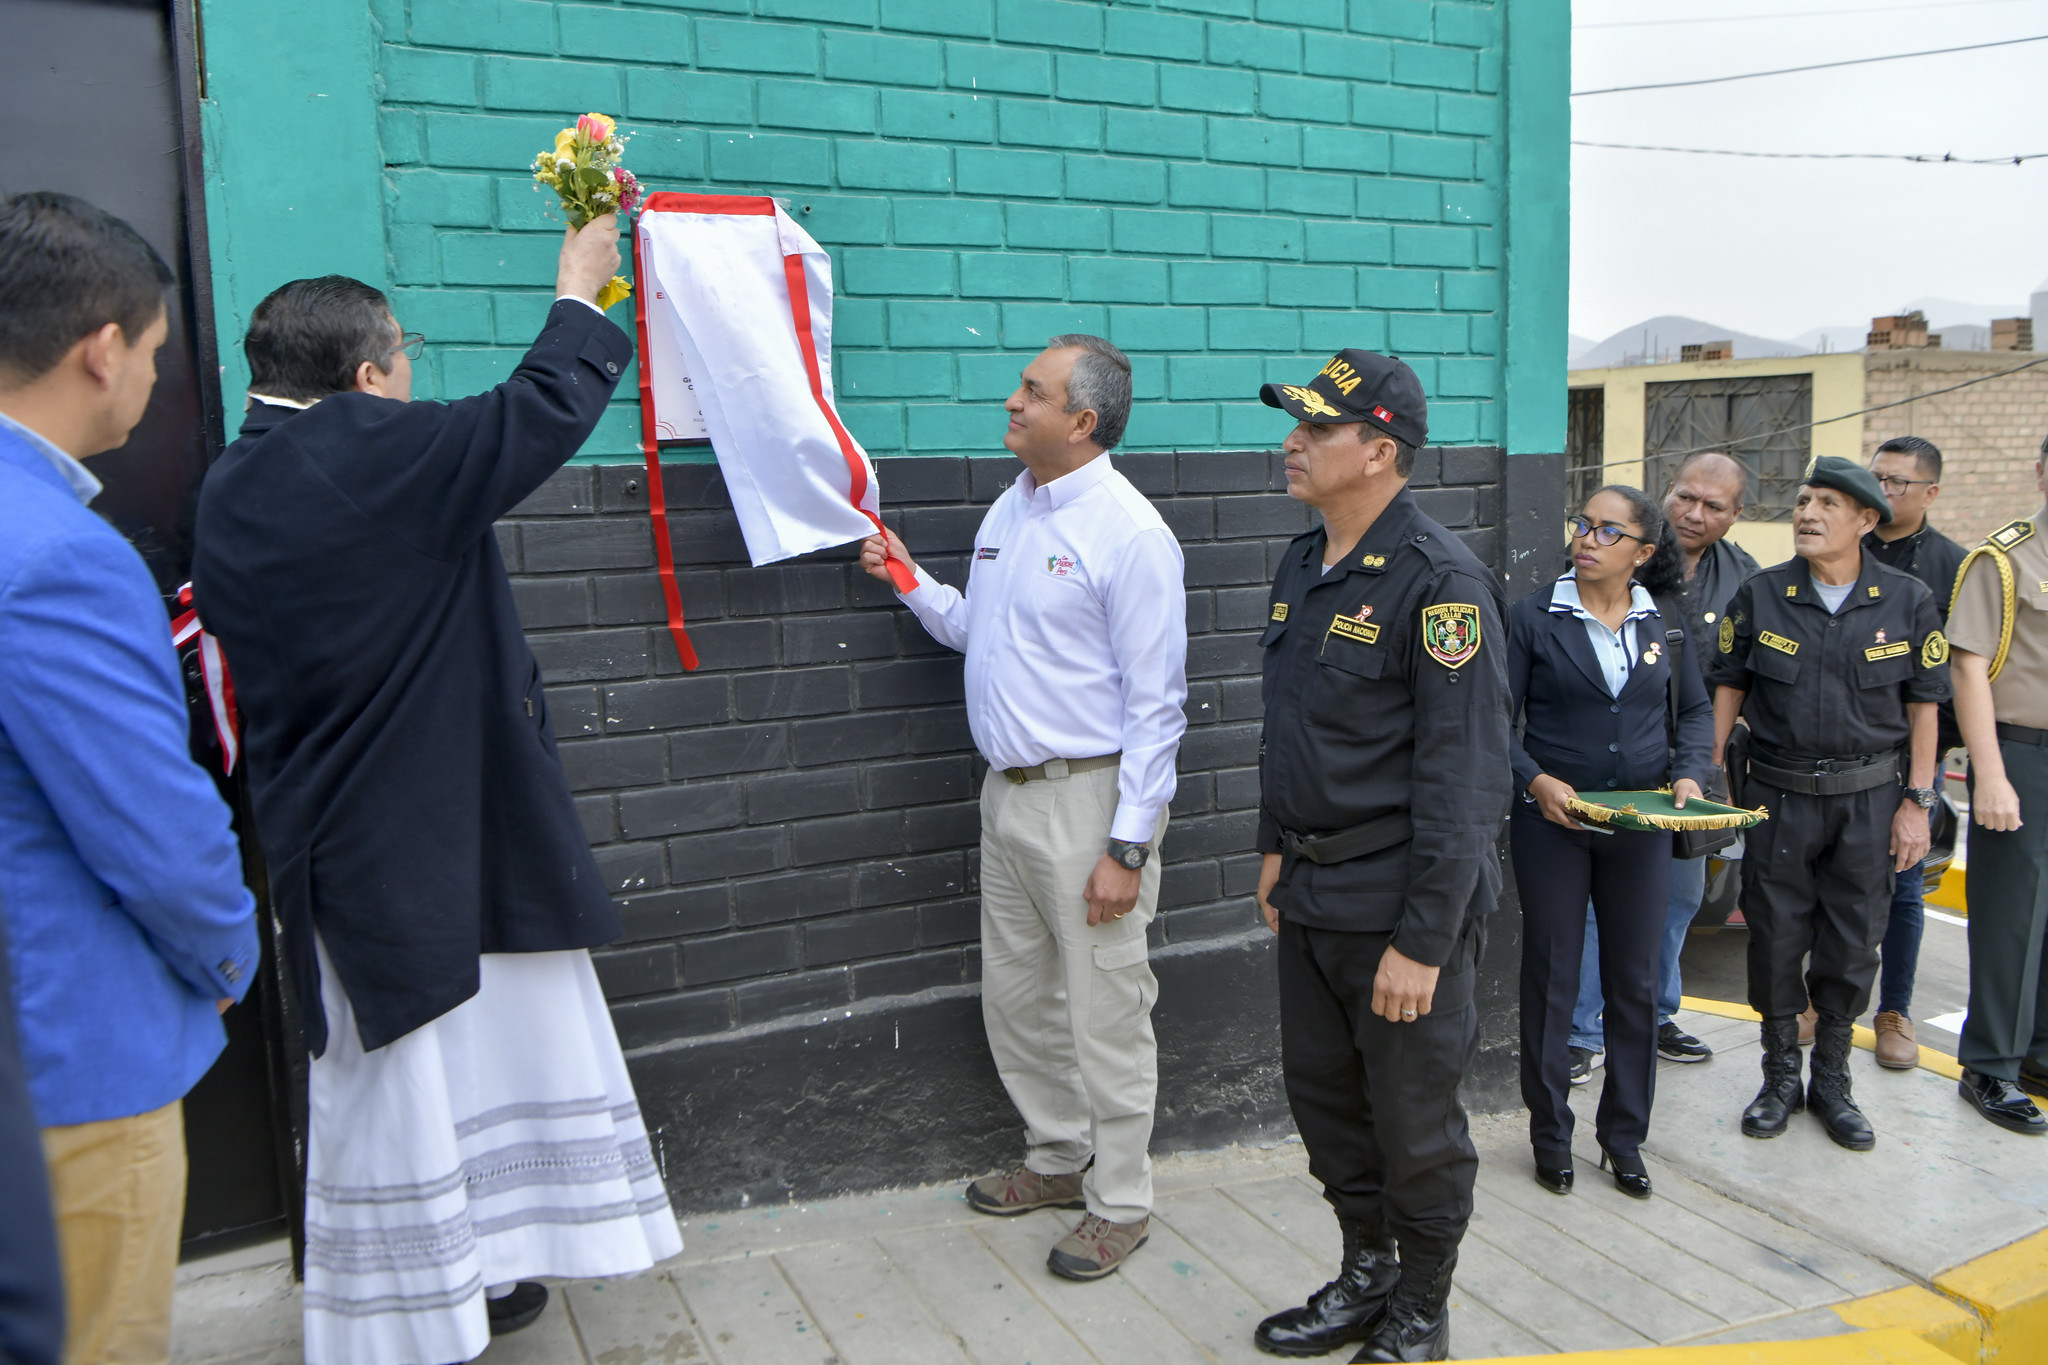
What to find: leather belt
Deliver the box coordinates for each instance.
[1746,745,1902,797]
[1002,753,1121,784]
[1280,811,1414,865]
[1998,722,2048,747]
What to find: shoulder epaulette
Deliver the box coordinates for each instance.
[1988,519,2036,551]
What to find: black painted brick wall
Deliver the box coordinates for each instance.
[500,447,1505,1051]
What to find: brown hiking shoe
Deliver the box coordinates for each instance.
[1874,1011,1918,1069]
[1797,1005,1818,1047]
[965,1165,1086,1217]
[1048,1213,1149,1281]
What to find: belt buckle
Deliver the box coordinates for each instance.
[1813,758,1839,774]
[1004,767,1027,785]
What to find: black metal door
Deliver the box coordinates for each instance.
[2,0,302,1259]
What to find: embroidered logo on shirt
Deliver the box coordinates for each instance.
[1719,617,1736,653]
[1421,603,1482,669]
[1329,614,1381,645]
[1047,553,1078,576]
[1921,631,1949,667]
[976,547,1000,561]
[1759,631,1799,655]
[1270,602,1289,621]
[1865,643,1911,661]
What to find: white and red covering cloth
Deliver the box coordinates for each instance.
[301,941,681,1365]
[632,194,913,666]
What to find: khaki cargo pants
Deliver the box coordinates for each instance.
[978,762,1165,1224]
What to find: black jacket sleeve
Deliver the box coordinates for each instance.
[320,300,633,561]
[1671,621,1715,789]
[1703,579,1758,694]
[1905,587,1954,703]
[1505,592,1542,797]
[1394,570,1513,968]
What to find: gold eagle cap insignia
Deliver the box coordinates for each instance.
[1281,384,1340,418]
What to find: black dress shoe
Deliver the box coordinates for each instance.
[2018,1062,2048,1100]
[1255,1218,1399,1356]
[1532,1160,1573,1196]
[487,1282,549,1335]
[1597,1147,1651,1200]
[1960,1070,2048,1135]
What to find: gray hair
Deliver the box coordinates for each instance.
[1046,333,1132,451]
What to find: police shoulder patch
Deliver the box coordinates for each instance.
[1421,602,1482,669]
[1718,616,1735,653]
[1921,630,1949,667]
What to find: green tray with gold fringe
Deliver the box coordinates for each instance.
[1563,789,1769,834]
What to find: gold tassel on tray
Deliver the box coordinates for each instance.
[1562,787,1770,833]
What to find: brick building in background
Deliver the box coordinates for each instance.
[162,0,1568,1225]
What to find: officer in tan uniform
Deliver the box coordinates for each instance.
[1948,444,2048,1135]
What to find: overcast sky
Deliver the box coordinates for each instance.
[1569,0,2048,344]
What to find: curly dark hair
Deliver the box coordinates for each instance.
[1589,483,1685,597]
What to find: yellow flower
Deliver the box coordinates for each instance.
[554,128,576,156]
[595,275,632,312]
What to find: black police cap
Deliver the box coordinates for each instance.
[1259,349,1428,449]
[1802,454,1893,525]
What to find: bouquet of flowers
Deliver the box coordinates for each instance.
[531,112,643,311]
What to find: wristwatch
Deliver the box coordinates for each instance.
[1903,787,1939,810]
[1106,839,1150,870]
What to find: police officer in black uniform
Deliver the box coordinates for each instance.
[1707,456,1951,1152]
[1249,352,1511,1364]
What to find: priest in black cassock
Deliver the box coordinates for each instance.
[193,215,681,1365]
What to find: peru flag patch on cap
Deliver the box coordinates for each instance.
[1372,405,1393,423]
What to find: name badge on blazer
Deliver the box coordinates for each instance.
[1759,631,1799,656]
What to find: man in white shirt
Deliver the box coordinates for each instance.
[860,335,1187,1281]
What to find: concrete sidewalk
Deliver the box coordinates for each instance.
[171,1007,2047,1363]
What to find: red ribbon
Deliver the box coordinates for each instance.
[171,583,241,774]
[631,221,699,672]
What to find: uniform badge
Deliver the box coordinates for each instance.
[1718,617,1735,653]
[1280,384,1340,418]
[1421,603,1482,669]
[1921,630,1949,667]
[1867,585,1882,598]
[1329,613,1380,645]
[1643,641,1662,667]
[1785,584,1798,598]
[1759,631,1799,656]
[976,547,1000,561]
[1047,553,1078,576]
[1874,629,1886,644]
[1353,605,1374,622]
[1361,553,1387,568]
[1270,602,1289,622]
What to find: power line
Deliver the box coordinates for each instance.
[1578,0,2048,31]
[1573,140,2048,165]
[1642,354,2048,464]
[1571,33,2048,95]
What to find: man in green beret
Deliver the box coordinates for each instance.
[1707,455,1950,1151]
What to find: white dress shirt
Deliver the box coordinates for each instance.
[1548,573,1659,698]
[899,453,1188,844]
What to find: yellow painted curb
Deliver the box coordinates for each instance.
[1676,997,1965,1080]
[1934,1228,2048,1362]
[1835,1286,1981,1363]
[1466,1326,1960,1362]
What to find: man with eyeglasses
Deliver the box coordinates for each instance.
[193,216,687,1362]
[1855,436,1966,1069]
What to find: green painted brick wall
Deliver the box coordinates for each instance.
[204,0,1564,461]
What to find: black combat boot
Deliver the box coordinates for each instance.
[1350,1252,1455,1363]
[1741,1017,1806,1138]
[1254,1217,1400,1356]
[1808,1012,1876,1151]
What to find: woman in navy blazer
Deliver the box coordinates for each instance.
[1509,485,1713,1201]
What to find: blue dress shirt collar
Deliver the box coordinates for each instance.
[0,409,102,504]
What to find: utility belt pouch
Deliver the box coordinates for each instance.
[1279,810,1414,866]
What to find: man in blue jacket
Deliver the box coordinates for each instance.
[0,193,259,1362]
